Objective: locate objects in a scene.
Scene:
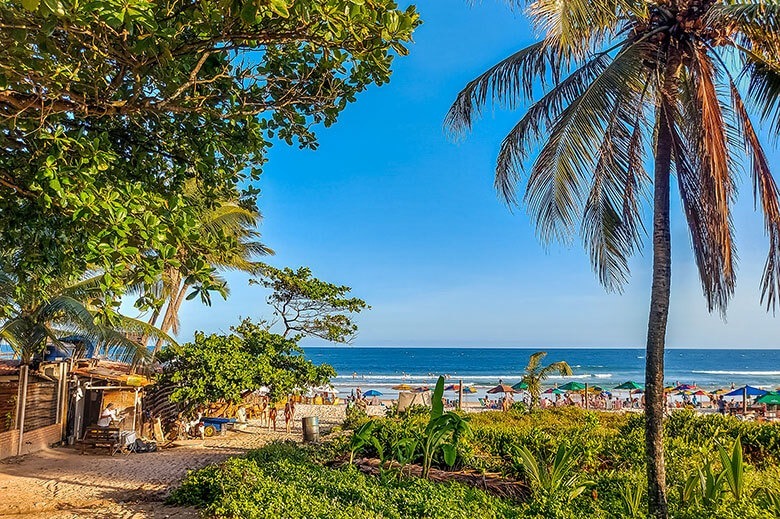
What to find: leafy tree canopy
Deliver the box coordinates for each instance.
[252,265,368,343]
[0,0,419,303]
[157,318,335,406]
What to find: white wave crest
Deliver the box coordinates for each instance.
[692,370,780,376]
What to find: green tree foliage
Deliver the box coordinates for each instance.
[252,266,368,343]
[0,0,419,302]
[520,352,572,410]
[156,318,335,406]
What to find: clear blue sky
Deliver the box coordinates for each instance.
[177,1,780,349]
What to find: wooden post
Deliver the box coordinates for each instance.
[585,383,589,410]
[16,364,29,456]
[743,387,748,414]
[458,379,463,411]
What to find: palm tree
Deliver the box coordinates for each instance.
[446,2,780,516]
[135,183,272,354]
[520,351,572,409]
[0,272,170,364]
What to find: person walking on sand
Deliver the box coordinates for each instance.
[284,401,294,433]
[268,406,278,431]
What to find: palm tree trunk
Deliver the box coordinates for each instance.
[152,282,189,355]
[645,101,673,519]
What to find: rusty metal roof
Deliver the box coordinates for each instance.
[71,359,153,386]
[0,360,20,376]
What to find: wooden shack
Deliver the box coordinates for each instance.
[67,359,152,444]
[0,360,69,459]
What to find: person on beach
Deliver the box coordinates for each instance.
[97,403,123,427]
[284,401,293,433]
[356,387,362,400]
[269,406,278,431]
[718,396,726,415]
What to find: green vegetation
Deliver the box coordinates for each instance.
[0,0,417,351]
[170,441,523,519]
[520,352,573,409]
[172,409,780,518]
[156,318,335,406]
[252,266,368,343]
[447,1,780,516]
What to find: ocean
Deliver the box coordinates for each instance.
[304,347,780,399]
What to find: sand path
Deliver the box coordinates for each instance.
[0,405,353,518]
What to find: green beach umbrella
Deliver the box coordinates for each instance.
[544,388,565,395]
[614,381,644,390]
[558,381,587,392]
[512,381,529,391]
[755,392,780,405]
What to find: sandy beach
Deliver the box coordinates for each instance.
[0,404,382,518]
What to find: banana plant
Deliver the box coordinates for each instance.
[718,436,746,501]
[348,420,381,465]
[514,444,593,504]
[420,375,470,478]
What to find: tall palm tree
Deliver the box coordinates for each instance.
[520,351,573,409]
[446,2,780,517]
[136,183,272,354]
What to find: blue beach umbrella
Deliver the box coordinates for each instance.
[363,390,383,397]
[725,385,767,397]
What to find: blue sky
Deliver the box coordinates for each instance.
[176,1,780,349]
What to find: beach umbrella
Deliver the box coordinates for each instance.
[558,381,587,392]
[363,390,383,397]
[614,381,644,390]
[713,388,730,395]
[392,384,413,391]
[462,386,477,394]
[544,388,565,395]
[756,393,780,405]
[412,386,430,393]
[673,384,696,392]
[512,381,529,391]
[631,389,645,395]
[487,384,516,394]
[725,385,767,397]
[444,384,461,391]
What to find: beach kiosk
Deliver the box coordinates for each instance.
[67,359,152,450]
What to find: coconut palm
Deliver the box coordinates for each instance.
[135,183,272,354]
[0,272,171,364]
[446,2,780,516]
[520,352,572,410]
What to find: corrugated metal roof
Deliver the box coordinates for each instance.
[71,359,152,386]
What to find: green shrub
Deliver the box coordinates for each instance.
[170,441,526,518]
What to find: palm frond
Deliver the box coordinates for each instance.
[525,42,650,243]
[582,91,649,291]
[729,79,780,311]
[494,52,613,204]
[673,52,738,313]
[445,40,562,136]
[525,351,547,373]
[527,0,631,60]
[744,47,780,135]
